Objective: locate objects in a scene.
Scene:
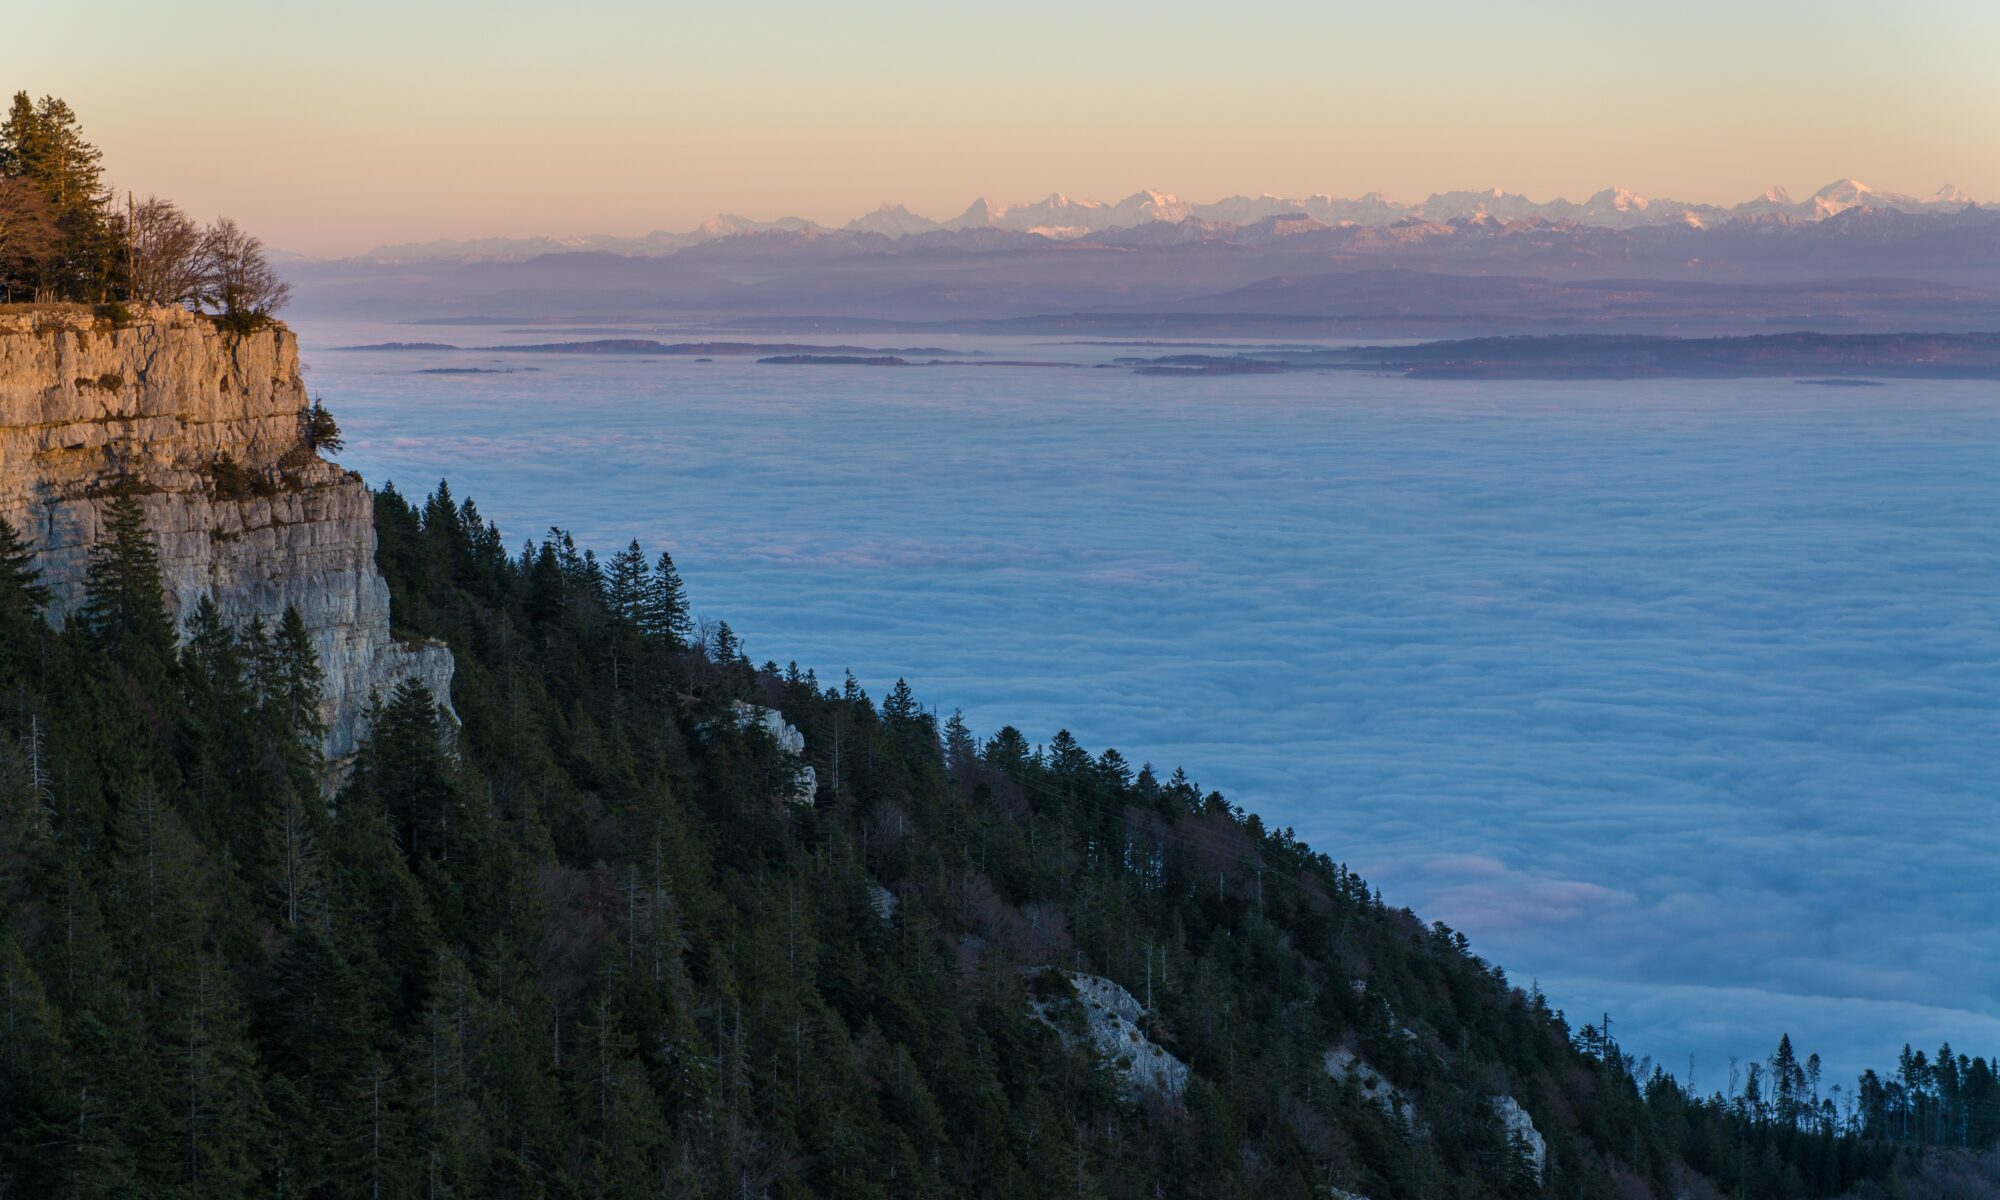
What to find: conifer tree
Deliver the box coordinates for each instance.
[0,515,49,618]
[606,539,651,625]
[0,935,73,1192]
[942,709,976,769]
[261,605,327,780]
[180,599,251,814]
[0,516,50,666]
[265,789,328,933]
[0,92,116,300]
[80,490,177,663]
[0,93,103,212]
[643,550,692,646]
[359,680,459,865]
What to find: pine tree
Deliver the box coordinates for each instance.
[80,490,177,664]
[0,92,116,300]
[0,515,49,618]
[0,516,50,666]
[642,550,692,646]
[179,597,251,820]
[0,94,104,211]
[263,605,327,780]
[0,93,35,177]
[606,540,651,625]
[942,710,976,769]
[0,935,74,1193]
[359,680,458,865]
[265,789,328,932]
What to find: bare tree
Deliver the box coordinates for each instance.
[127,195,204,307]
[0,176,60,301]
[198,217,291,326]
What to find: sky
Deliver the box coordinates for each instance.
[8,0,2000,254]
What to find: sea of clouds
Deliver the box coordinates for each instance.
[301,324,2000,1088]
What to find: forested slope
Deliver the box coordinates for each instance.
[0,481,1982,1198]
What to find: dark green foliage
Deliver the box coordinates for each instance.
[303,397,344,454]
[0,515,49,650]
[209,451,253,498]
[2,90,291,317]
[0,90,123,302]
[0,480,1980,1198]
[78,488,177,665]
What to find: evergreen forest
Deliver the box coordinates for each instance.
[0,480,1994,1199]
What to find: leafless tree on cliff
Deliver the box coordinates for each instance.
[0,176,60,301]
[198,217,291,327]
[126,195,205,307]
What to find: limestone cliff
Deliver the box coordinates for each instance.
[0,304,452,765]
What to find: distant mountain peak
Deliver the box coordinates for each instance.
[353,178,1985,262]
[843,203,943,236]
[1814,178,1874,202]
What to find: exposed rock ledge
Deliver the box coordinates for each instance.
[1492,1094,1546,1182]
[0,305,453,766]
[1031,972,1190,1102]
[732,701,817,802]
[1324,1046,1423,1133]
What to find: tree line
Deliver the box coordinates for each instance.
[0,90,288,323]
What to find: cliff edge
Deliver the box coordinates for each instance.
[0,304,452,765]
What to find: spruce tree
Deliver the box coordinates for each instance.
[0,92,36,177]
[0,516,50,669]
[359,680,458,866]
[0,92,115,300]
[265,606,327,765]
[0,515,49,618]
[642,550,692,646]
[80,490,177,663]
[606,540,650,625]
[179,597,253,836]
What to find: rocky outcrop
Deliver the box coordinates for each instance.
[1325,1047,1422,1133]
[1031,973,1189,1102]
[0,305,452,766]
[732,701,817,802]
[1492,1094,1545,1182]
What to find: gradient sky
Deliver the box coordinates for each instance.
[8,0,1999,254]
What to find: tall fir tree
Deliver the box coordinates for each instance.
[0,516,50,670]
[643,550,692,646]
[0,92,117,300]
[79,490,177,664]
[606,539,651,625]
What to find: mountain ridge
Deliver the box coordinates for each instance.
[347,180,1984,263]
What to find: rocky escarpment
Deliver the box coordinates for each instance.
[0,304,452,765]
[1031,973,1190,1103]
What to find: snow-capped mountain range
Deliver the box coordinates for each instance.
[360,180,1978,262]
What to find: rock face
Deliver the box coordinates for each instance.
[732,701,817,802]
[1031,973,1190,1102]
[0,305,453,766]
[1492,1094,1546,1183]
[1325,1047,1422,1133]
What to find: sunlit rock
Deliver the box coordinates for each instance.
[0,305,453,769]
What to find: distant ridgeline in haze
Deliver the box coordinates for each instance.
[290,201,2000,333]
[357,179,1986,262]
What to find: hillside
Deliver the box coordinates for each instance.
[0,302,1992,1199]
[3,450,1984,1197]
